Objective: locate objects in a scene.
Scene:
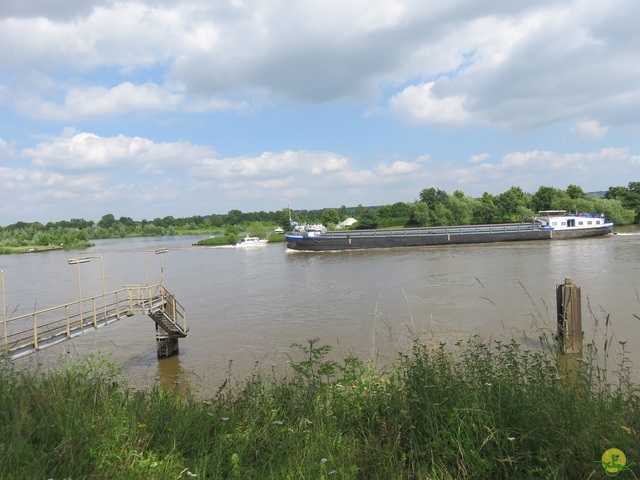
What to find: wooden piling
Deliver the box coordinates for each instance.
[556,278,583,386]
[556,277,582,355]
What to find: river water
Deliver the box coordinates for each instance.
[4,227,640,395]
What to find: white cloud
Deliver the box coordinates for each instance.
[23,131,215,173]
[375,160,422,175]
[1,0,639,128]
[438,147,638,195]
[0,3,182,71]
[1,1,640,222]
[0,166,64,189]
[470,153,490,163]
[389,82,471,127]
[20,83,183,120]
[0,138,14,158]
[571,120,608,140]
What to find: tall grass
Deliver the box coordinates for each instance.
[1,331,638,479]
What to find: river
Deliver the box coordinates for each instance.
[4,227,640,396]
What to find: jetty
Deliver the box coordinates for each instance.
[1,257,188,361]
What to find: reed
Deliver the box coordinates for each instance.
[0,330,638,479]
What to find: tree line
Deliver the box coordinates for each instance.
[1,182,638,250]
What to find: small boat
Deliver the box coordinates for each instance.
[285,211,613,251]
[236,236,268,247]
[274,227,285,234]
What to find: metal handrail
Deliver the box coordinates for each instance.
[1,283,186,359]
[304,223,539,239]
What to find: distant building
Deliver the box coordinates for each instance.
[336,217,358,229]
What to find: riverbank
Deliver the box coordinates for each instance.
[0,245,64,255]
[2,335,638,479]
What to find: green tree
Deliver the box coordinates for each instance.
[419,187,449,209]
[247,222,268,238]
[224,225,240,245]
[321,208,341,226]
[597,198,636,225]
[226,209,243,225]
[447,192,475,225]
[118,216,136,227]
[605,185,628,201]
[375,205,393,219]
[530,186,568,212]
[97,214,116,229]
[473,192,499,224]
[565,184,586,200]
[623,182,640,222]
[409,202,430,226]
[497,187,531,222]
[273,209,292,231]
[356,208,378,229]
[208,214,223,227]
[390,202,411,218]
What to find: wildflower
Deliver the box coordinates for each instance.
[202,400,212,405]
[272,420,284,426]
[485,383,492,387]
[186,471,197,477]
[137,423,146,428]
[221,417,230,421]
[321,458,328,463]
[508,437,515,441]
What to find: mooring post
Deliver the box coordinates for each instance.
[556,277,583,386]
[556,277,582,355]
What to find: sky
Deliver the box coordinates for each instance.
[1,0,639,224]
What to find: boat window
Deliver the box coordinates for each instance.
[596,220,600,225]
[587,220,593,225]
[578,221,584,225]
[561,221,566,226]
[552,222,557,226]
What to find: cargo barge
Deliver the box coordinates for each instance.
[285,211,614,252]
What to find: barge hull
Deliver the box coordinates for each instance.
[286,224,612,252]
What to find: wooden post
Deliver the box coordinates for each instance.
[556,277,582,355]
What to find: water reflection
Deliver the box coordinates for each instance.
[155,355,187,392]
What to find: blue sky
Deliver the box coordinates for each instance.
[1,0,639,224]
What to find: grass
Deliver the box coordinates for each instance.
[1,329,639,479]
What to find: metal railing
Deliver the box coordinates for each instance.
[1,283,187,360]
[315,223,539,239]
